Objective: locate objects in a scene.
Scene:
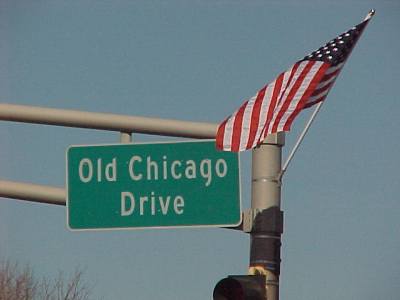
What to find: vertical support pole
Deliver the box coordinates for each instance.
[120,131,132,143]
[249,132,285,300]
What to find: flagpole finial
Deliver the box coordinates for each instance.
[364,9,375,21]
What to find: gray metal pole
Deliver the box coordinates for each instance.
[0,180,65,205]
[0,103,217,139]
[249,133,285,300]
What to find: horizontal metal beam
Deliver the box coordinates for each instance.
[0,180,66,206]
[0,103,218,139]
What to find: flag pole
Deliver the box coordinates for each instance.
[278,101,323,180]
[278,9,375,181]
[364,9,375,21]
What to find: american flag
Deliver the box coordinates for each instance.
[216,14,373,152]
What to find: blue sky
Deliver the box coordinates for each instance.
[1,1,399,299]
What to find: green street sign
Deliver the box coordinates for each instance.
[67,140,241,230]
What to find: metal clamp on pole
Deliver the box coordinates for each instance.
[120,131,132,143]
[249,207,284,275]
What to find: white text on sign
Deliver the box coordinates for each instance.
[78,155,228,187]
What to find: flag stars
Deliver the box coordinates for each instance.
[301,19,367,65]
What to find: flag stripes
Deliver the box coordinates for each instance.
[217,61,331,151]
[304,63,344,108]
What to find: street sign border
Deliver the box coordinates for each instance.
[66,139,242,231]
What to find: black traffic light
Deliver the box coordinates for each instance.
[213,275,266,300]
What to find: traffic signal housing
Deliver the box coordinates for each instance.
[213,275,266,300]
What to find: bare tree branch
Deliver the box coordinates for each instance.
[0,260,93,300]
